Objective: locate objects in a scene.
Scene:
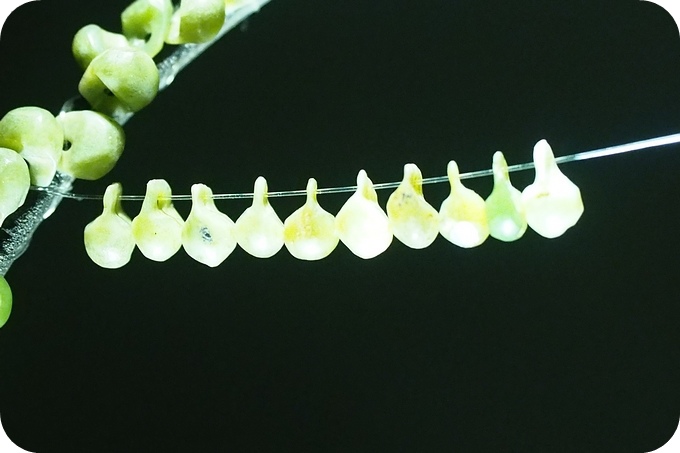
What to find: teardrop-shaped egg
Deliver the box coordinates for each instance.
[131,179,184,261]
[182,183,236,267]
[121,0,173,58]
[0,275,12,329]
[0,107,62,187]
[283,178,339,260]
[165,0,226,44]
[84,183,135,268]
[336,170,392,259]
[386,163,439,249]
[234,176,284,258]
[485,151,527,242]
[522,140,584,238]
[439,161,489,248]
[0,147,30,228]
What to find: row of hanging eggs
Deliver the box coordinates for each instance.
[84,140,584,268]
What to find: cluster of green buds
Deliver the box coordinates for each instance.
[84,140,585,269]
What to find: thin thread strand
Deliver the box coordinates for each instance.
[32,132,680,202]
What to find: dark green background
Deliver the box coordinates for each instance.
[1,0,679,451]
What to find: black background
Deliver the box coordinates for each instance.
[1,0,680,451]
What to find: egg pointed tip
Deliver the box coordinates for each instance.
[253,176,268,197]
[533,139,555,158]
[356,169,372,186]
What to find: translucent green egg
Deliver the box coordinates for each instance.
[0,275,12,328]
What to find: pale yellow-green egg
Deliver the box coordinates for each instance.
[122,0,173,57]
[485,151,527,242]
[224,0,246,10]
[56,110,125,181]
[182,183,236,267]
[166,0,226,44]
[336,170,392,259]
[72,24,131,71]
[84,183,135,269]
[283,178,339,260]
[386,163,439,249]
[0,106,63,187]
[79,48,159,116]
[522,140,584,238]
[131,179,184,261]
[439,160,489,248]
[0,147,30,228]
[234,176,284,258]
[0,275,12,328]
